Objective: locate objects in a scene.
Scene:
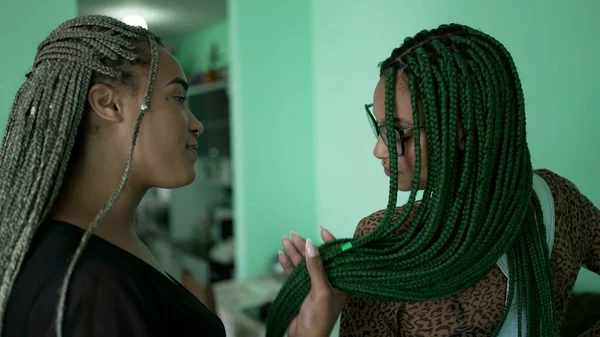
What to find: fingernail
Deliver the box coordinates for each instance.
[278,250,284,256]
[320,226,330,233]
[289,231,298,238]
[306,239,317,258]
[282,234,289,240]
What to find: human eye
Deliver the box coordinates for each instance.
[173,96,187,104]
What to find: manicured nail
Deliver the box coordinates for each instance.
[278,250,285,256]
[306,239,317,258]
[282,233,289,240]
[289,231,298,238]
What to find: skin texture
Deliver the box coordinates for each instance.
[48,47,203,272]
[281,228,350,337]
[372,73,464,191]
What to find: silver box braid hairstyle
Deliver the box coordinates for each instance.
[0,15,161,336]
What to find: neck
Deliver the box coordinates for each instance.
[47,138,167,275]
[49,152,147,245]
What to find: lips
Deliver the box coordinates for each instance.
[186,144,198,159]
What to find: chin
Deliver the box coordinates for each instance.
[158,168,196,189]
[396,179,426,192]
[176,168,197,187]
[397,184,412,192]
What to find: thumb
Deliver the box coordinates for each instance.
[305,239,330,292]
[287,317,298,337]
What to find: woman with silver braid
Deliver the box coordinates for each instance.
[0,15,343,337]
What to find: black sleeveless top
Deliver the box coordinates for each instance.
[3,220,226,337]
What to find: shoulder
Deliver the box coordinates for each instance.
[534,168,597,226]
[5,228,160,337]
[63,259,161,336]
[534,168,584,202]
[67,256,149,301]
[353,203,420,238]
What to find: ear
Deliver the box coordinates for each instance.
[457,121,466,151]
[87,83,125,123]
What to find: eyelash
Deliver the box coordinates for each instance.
[173,96,187,104]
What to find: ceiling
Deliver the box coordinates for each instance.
[78,0,227,38]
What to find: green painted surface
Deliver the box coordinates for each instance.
[229,0,316,280]
[0,0,77,133]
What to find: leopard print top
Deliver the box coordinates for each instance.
[339,169,600,337]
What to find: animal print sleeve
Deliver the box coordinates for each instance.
[576,192,600,336]
[577,187,600,276]
[570,178,600,337]
[339,205,416,337]
[578,323,600,337]
[535,169,600,276]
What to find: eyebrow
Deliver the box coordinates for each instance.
[166,77,189,92]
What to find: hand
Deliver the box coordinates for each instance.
[286,238,349,337]
[279,227,336,276]
[279,227,346,303]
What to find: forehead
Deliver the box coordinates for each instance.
[155,48,186,82]
[372,75,414,127]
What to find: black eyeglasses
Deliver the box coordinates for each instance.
[364,103,423,156]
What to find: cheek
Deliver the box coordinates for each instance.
[136,114,184,159]
[399,139,427,175]
[396,155,413,174]
[416,144,428,167]
[414,135,428,164]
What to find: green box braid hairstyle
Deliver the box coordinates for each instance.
[0,15,162,336]
[266,23,557,337]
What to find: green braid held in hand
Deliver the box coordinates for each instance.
[265,24,557,337]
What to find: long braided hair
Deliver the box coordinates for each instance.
[266,24,556,337]
[0,15,162,336]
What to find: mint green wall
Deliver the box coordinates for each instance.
[312,0,600,292]
[167,20,229,76]
[229,0,316,280]
[0,0,77,133]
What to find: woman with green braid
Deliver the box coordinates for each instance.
[277,24,600,336]
[0,15,342,337]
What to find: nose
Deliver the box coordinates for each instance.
[189,111,204,136]
[373,136,388,159]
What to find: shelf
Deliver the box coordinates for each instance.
[188,79,228,97]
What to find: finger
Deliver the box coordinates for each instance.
[278,250,294,276]
[305,238,331,293]
[283,233,304,267]
[290,231,307,256]
[320,226,336,243]
[287,317,298,337]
